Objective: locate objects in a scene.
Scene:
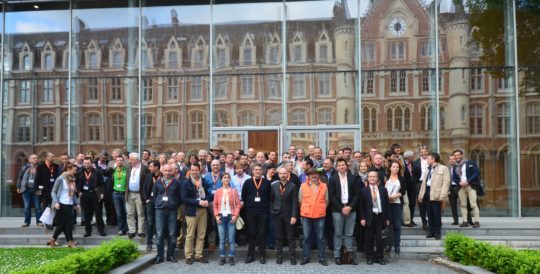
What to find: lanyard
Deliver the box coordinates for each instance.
[46,162,54,177]
[212,173,220,187]
[84,170,92,184]
[116,167,125,179]
[254,178,263,197]
[279,181,287,196]
[193,178,200,189]
[161,178,172,197]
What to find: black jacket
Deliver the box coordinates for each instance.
[328,173,362,212]
[153,177,182,210]
[35,162,60,197]
[358,185,390,226]
[241,177,271,214]
[75,168,104,197]
[181,177,211,217]
[270,180,298,219]
[412,159,424,184]
[142,173,161,204]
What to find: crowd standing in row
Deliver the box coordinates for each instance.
[16,144,482,265]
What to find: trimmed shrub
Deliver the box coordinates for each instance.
[444,233,540,274]
[13,238,139,274]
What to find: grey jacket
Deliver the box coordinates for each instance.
[51,174,79,207]
[17,165,36,193]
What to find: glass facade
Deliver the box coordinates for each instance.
[0,0,538,217]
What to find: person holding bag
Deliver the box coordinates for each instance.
[213,173,241,266]
[48,163,80,248]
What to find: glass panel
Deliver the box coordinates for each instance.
[327,131,355,154]
[440,1,519,216]
[517,2,540,216]
[214,133,244,155]
[287,1,359,126]
[2,2,69,216]
[142,3,210,154]
[360,1,437,155]
[212,2,282,127]
[289,132,319,154]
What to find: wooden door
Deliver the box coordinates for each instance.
[248,130,278,153]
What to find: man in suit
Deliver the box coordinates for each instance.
[321,157,336,250]
[126,152,149,239]
[35,152,60,229]
[402,151,416,227]
[452,149,481,228]
[270,167,299,265]
[328,158,361,265]
[76,158,107,237]
[359,171,390,265]
[418,153,450,240]
[412,146,429,229]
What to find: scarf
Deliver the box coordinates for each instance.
[454,158,468,178]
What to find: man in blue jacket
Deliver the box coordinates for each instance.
[152,164,181,264]
[452,150,481,228]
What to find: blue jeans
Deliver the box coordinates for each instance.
[217,214,236,257]
[156,208,178,259]
[22,188,42,225]
[302,217,325,260]
[332,212,356,258]
[389,203,403,248]
[113,192,128,233]
[145,201,156,245]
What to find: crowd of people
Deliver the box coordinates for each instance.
[16,143,483,265]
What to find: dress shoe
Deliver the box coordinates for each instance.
[46,238,57,247]
[195,257,209,263]
[422,224,428,230]
[468,221,475,226]
[300,258,309,265]
[153,256,163,264]
[410,221,417,227]
[185,258,193,265]
[377,259,386,265]
[228,257,235,266]
[366,259,373,265]
[244,256,255,263]
[67,240,78,248]
[21,223,29,228]
[290,256,297,265]
[37,223,45,227]
[276,257,282,264]
[166,256,177,263]
[335,257,342,265]
[459,222,469,227]
[426,233,435,238]
[128,233,136,239]
[395,246,400,253]
[99,231,107,237]
[351,258,358,265]
[208,244,216,252]
[219,257,226,265]
[452,221,459,225]
[259,257,266,264]
[435,233,442,240]
[46,224,53,230]
[83,233,91,237]
[473,222,480,228]
[146,244,152,252]
[318,259,328,266]
[404,223,415,227]
[138,233,146,238]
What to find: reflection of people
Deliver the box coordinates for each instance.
[359,171,390,265]
[48,164,80,248]
[36,153,60,229]
[452,150,481,228]
[419,153,450,240]
[17,154,43,227]
[76,158,106,237]
[385,161,406,253]
[413,146,430,229]
[213,173,240,266]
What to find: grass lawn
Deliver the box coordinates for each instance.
[0,247,85,274]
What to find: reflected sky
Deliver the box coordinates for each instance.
[5,0,453,34]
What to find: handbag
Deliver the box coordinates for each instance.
[235,216,245,230]
[475,180,486,197]
[39,207,55,225]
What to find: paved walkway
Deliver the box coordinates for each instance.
[140,259,458,274]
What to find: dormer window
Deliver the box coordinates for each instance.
[109,38,125,69]
[316,30,332,63]
[191,36,207,68]
[266,34,281,65]
[165,36,182,69]
[240,33,255,66]
[85,40,101,69]
[138,40,153,68]
[214,34,229,68]
[41,42,55,70]
[19,43,33,71]
[289,32,306,63]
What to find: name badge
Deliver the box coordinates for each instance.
[254,197,261,202]
[49,178,54,182]
[211,190,216,195]
[150,192,153,197]
[162,196,169,202]
[38,186,44,189]
[28,179,34,183]
[83,186,89,190]
[116,184,122,189]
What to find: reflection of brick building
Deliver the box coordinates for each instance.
[1,0,539,213]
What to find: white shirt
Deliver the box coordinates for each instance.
[59,179,73,205]
[220,190,232,215]
[460,162,468,183]
[231,174,251,200]
[385,178,401,204]
[371,186,382,213]
[129,165,141,192]
[339,173,349,204]
[427,166,435,187]
[419,157,428,181]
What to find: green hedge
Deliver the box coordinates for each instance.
[13,238,140,274]
[444,233,540,274]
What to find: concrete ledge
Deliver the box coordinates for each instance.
[431,257,494,274]
[108,253,154,274]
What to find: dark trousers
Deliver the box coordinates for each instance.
[272,214,295,257]
[416,182,428,225]
[52,203,74,241]
[81,192,105,235]
[389,203,402,248]
[407,182,417,222]
[156,208,178,259]
[104,193,116,225]
[246,212,267,258]
[364,213,384,261]
[449,185,473,223]
[145,200,156,245]
[354,223,365,251]
[424,187,442,235]
[324,208,334,250]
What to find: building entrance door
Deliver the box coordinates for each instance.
[211,127,281,154]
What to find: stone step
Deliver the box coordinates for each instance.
[0,225,120,235]
[402,227,540,237]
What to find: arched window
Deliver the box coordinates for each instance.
[530,146,540,187]
[527,102,540,135]
[318,73,331,97]
[497,103,510,135]
[190,111,204,139]
[387,105,411,131]
[165,112,180,140]
[317,108,333,125]
[142,113,154,139]
[266,109,281,126]
[167,77,179,101]
[17,115,31,142]
[40,114,55,142]
[214,110,230,127]
[363,106,377,132]
[470,149,486,181]
[420,105,433,131]
[44,54,53,70]
[290,109,306,125]
[23,55,31,70]
[316,30,332,63]
[87,113,101,141]
[267,34,280,65]
[239,110,257,126]
[111,113,125,141]
[470,104,484,135]
[165,36,181,69]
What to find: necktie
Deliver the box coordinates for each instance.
[371,186,379,211]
